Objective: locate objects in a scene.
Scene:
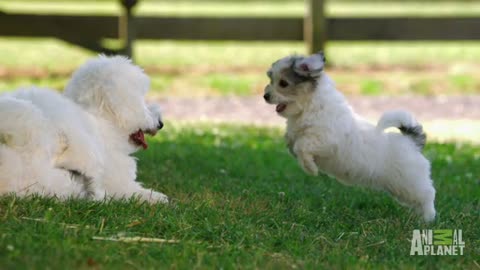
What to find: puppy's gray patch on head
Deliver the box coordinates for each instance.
[282,67,311,86]
[316,51,326,63]
[293,52,325,79]
[281,58,315,86]
[270,58,284,68]
[266,70,273,84]
[268,55,317,94]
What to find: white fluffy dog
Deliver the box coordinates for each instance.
[263,52,436,222]
[0,55,168,203]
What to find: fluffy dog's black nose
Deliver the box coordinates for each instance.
[263,93,271,101]
[157,121,164,130]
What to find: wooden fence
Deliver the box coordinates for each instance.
[1,0,480,58]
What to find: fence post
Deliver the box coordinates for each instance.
[119,0,137,59]
[304,0,326,54]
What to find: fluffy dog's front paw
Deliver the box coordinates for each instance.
[91,188,108,201]
[141,190,169,204]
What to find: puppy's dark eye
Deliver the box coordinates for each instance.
[279,79,289,88]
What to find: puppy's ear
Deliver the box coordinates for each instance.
[293,52,326,79]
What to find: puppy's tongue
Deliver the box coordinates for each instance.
[276,103,287,113]
[130,130,148,149]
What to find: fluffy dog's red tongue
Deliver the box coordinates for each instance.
[276,103,287,113]
[130,130,148,149]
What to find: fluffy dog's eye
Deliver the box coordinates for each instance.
[279,80,289,88]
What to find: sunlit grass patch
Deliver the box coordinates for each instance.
[360,79,383,95]
[424,120,480,144]
[0,77,69,92]
[1,39,480,96]
[200,73,259,96]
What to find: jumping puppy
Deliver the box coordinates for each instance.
[263,52,436,222]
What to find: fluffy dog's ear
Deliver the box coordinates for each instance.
[65,55,154,132]
[293,52,326,79]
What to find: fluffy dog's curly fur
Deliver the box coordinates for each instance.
[0,55,168,203]
[264,52,436,222]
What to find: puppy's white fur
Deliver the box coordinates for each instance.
[0,55,168,203]
[264,53,436,222]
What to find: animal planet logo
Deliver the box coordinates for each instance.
[410,229,465,255]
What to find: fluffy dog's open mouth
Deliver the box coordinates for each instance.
[130,130,148,149]
[145,129,158,136]
[276,103,287,113]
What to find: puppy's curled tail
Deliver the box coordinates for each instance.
[377,110,426,150]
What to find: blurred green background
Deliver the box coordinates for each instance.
[1,0,480,97]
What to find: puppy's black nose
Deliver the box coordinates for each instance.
[157,121,164,130]
[263,93,271,101]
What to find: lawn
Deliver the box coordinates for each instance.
[0,124,479,269]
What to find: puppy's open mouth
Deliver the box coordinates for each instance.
[130,130,148,149]
[276,103,287,113]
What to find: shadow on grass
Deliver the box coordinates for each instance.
[136,125,480,227]
[0,124,478,268]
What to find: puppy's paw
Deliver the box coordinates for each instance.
[302,164,319,176]
[293,141,319,176]
[419,201,436,223]
[422,209,436,223]
[298,157,318,176]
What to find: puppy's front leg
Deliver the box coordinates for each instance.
[293,140,319,176]
[293,136,337,176]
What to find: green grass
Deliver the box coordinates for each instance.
[201,73,258,96]
[360,79,383,95]
[0,123,479,269]
[2,0,480,96]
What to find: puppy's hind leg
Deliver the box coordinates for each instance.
[409,164,436,222]
[388,177,436,223]
[417,185,436,223]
